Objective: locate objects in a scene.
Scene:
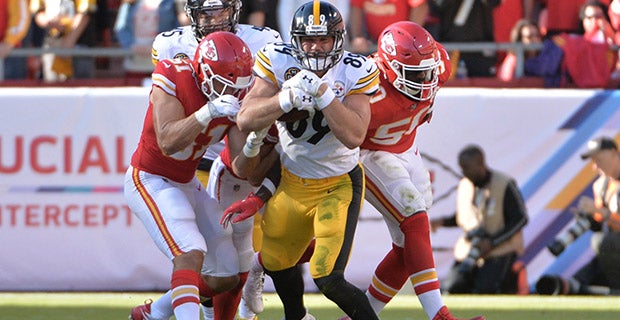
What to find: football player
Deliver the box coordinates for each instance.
[224,21,487,320]
[136,1,282,319]
[124,31,254,320]
[357,21,484,320]
[233,1,380,319]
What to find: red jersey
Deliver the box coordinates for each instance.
[131,58,235,183]
[362,46,450,153]
[361,76,434,154]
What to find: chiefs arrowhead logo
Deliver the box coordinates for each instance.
[201,39,219,61]
[380,32,397,57]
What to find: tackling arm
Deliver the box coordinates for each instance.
[236,77,283,132]
[151,87,207,155]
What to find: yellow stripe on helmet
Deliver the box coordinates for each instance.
[313,0,320,25]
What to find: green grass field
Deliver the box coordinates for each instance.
[0,292,618,320]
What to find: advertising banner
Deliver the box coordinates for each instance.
[1,87,619,292]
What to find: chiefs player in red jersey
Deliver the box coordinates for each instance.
[124,31,255,320]
[357,21,484,320]
[223,21,486,320]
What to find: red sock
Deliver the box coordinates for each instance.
[213,272,248,320]
[197,274,217,298]
[368,244,408,303]
[171,269,201,309]
[399,212,440,295]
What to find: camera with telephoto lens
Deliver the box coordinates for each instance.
[458,228,489,274]
[547,211,593,256]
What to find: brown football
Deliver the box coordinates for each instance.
[278,109,310,122]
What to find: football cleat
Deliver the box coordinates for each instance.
[238,295,257,319]
[301,313,316,320]
[432,306,486,320]
[129,299,153,320]
[242,268,265,313]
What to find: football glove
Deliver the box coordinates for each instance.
[278,87,315,112]
[220,192,265,228]
[194,94,240,126]
[282,69,324,96]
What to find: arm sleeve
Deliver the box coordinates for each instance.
[491,180,528,247]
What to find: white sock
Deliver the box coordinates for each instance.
[150,290,174,319]
[365,290,386,315]
[418,290,443,319]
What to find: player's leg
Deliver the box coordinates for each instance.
[362,149,461,319]
[309,165,378,320]
[260,169,316,320]
[202,158,254,319]
[125,168,210,320]
[241,165,282,315]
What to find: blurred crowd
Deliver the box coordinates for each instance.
[3,0,620,88]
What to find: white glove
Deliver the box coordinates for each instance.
[283,69,324,96]
[194,94,240,126]
[242,126,270,158]
[278,87,315,112]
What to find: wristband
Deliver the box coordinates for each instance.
[242,140,262,158]
[194,103,212,126]
[262,178,276,195]
[314,86,336,110]
[278,89,293,112]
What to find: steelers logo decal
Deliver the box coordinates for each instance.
[173,53,190,60]
[284,67,301,80]
[333,81,345,98]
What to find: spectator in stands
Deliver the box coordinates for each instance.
[347,0,429,55]
[239,0,279,30]
[536,0,613,37]
[430,0,501,77]
[536,136,620,296]
[554,0,618,88]
[497,19,542,81]
[431,144,528,294]
[31,0,98,82]
[114,0,182,72]
[1,0,31,80]
[497,18,564,86]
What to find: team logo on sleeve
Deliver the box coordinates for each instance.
[284,67,301,80]
[333,81,345,98]
[173,53,190,60]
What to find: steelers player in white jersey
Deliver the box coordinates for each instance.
[136,1,281,320]
[235,1,380,319]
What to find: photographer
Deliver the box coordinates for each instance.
[431,144,528,294]
[537,136,620,295]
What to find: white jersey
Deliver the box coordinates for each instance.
[151,24,282,161]
[152,24,281,63]
[254,42,379,179]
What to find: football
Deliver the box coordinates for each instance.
[278,109,310,122]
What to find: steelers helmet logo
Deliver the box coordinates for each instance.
[284,67,301,80]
